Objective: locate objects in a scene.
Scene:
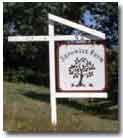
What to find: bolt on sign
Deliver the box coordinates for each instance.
[56,42,106,92]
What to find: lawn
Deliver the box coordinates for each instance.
[3,81,119,132]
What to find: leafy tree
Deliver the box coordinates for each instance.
[69,57,95,87]
[81,2,118,47]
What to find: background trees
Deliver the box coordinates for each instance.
[3,3,83,86]
[4,2,118,104]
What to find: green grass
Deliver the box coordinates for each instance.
[3,81,119,132]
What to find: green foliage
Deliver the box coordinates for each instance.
[106,48,118,104]
[84,3,118,46]
[4,68,49,87]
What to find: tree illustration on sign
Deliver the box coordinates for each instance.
[68,57,95,87]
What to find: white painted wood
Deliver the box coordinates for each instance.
[49,20,57,126]
[8,36,49,42]
[48,13,105,40]
[8,35,90,42]
[56,92,108,98]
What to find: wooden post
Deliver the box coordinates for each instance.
[48,19,57,126]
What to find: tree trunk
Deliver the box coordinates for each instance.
[78,74,83,86]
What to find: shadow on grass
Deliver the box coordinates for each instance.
[22,91,118,120]
[22,91,50,103]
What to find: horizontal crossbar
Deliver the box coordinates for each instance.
[56,92,108,98]
[8,35,90,42]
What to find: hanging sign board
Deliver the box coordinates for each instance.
[56,42,106,92]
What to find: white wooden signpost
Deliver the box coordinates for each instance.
[8,13,107,126]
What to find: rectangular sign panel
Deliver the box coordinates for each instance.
[55,42,106,92]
